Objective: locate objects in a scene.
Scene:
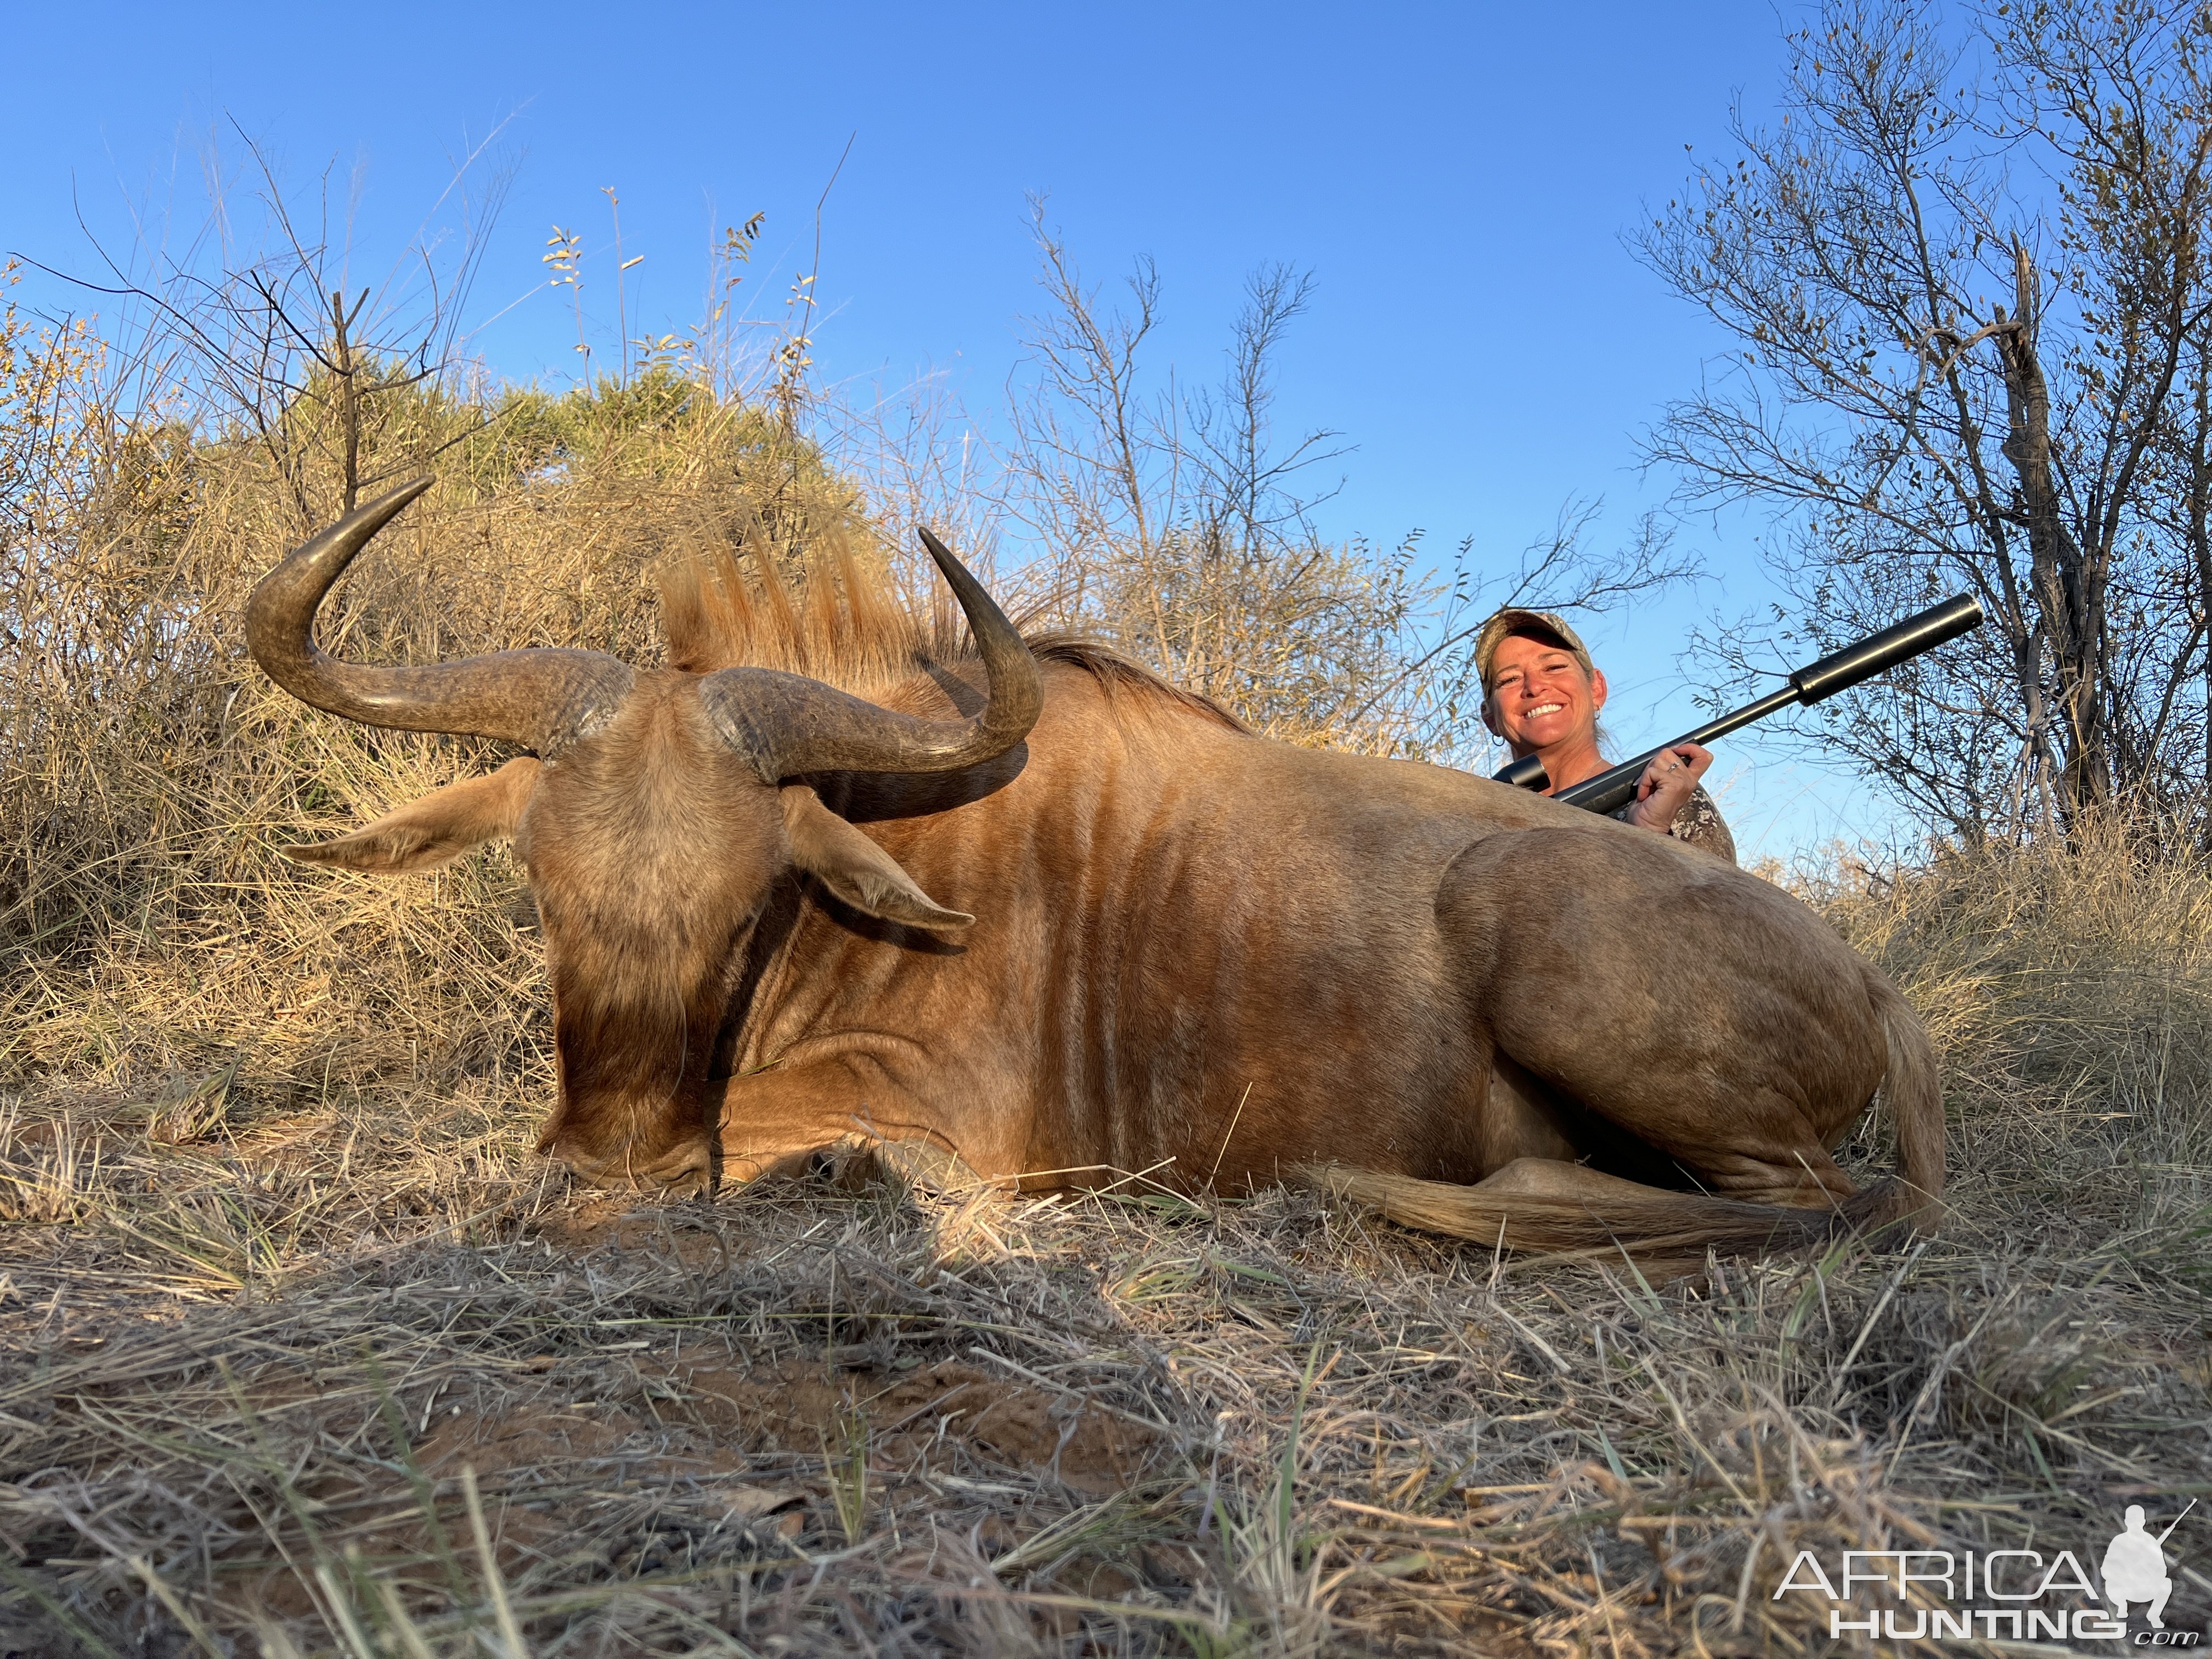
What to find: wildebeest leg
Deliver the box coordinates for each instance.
[1437,830,1884,1211]
[1476,1052,1694,1188]
[713,1054,981,1185]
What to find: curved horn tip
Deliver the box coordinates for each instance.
[288,475,437,555]
[915,527,1021,631]
[356,474,437,523]
[915,525,962,569]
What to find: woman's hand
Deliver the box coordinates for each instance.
[1627,743,1712,834]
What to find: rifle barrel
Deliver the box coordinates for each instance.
[1786,591,1986,705]
[2154,1497,2196,1545]
[1493,592,1985,816]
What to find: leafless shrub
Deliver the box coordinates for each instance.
[1002,202,1695,763]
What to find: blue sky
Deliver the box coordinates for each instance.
[0,0,1898,859]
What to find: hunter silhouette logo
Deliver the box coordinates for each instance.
[2104,1502,2194,1634]
[1770,1499,2200,1645]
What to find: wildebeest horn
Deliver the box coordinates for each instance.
[246,477,636,755]
[699,526,1043,778]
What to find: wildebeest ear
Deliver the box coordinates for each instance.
[283,758,543,874]
[780,785,975,933]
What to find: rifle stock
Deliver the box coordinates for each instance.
[1493,592,1985,816]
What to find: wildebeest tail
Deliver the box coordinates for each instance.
[1299,1161,1898,1273]
[1863,962,1945,1230]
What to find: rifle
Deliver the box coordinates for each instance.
[1492,592,1986,814]
[2154,1498,2196,1547]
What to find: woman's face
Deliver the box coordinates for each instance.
[1482,632,1608,754]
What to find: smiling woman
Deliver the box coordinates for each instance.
[1476,608,1736,863]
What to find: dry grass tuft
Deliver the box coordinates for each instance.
[1819,820,2212,1236]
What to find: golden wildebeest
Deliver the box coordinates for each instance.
[250,479,1943,1261]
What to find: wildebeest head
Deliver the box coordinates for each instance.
[247,477,1041,1184]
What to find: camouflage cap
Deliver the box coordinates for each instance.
[1475,608,1596,693]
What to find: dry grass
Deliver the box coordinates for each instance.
[2,1014,2205,1656]
[1818,822,2212,1234]
[2,286,2208,1655]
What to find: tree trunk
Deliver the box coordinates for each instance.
[1993,244,2112,817]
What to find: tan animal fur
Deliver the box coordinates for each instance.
[261,487,1945,1263]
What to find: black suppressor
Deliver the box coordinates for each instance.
[1492,591,1985,816]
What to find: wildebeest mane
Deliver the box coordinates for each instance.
[1024,634,1244,732]
[659,540,1244,733]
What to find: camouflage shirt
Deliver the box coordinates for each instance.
[1611,784,1736,864]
